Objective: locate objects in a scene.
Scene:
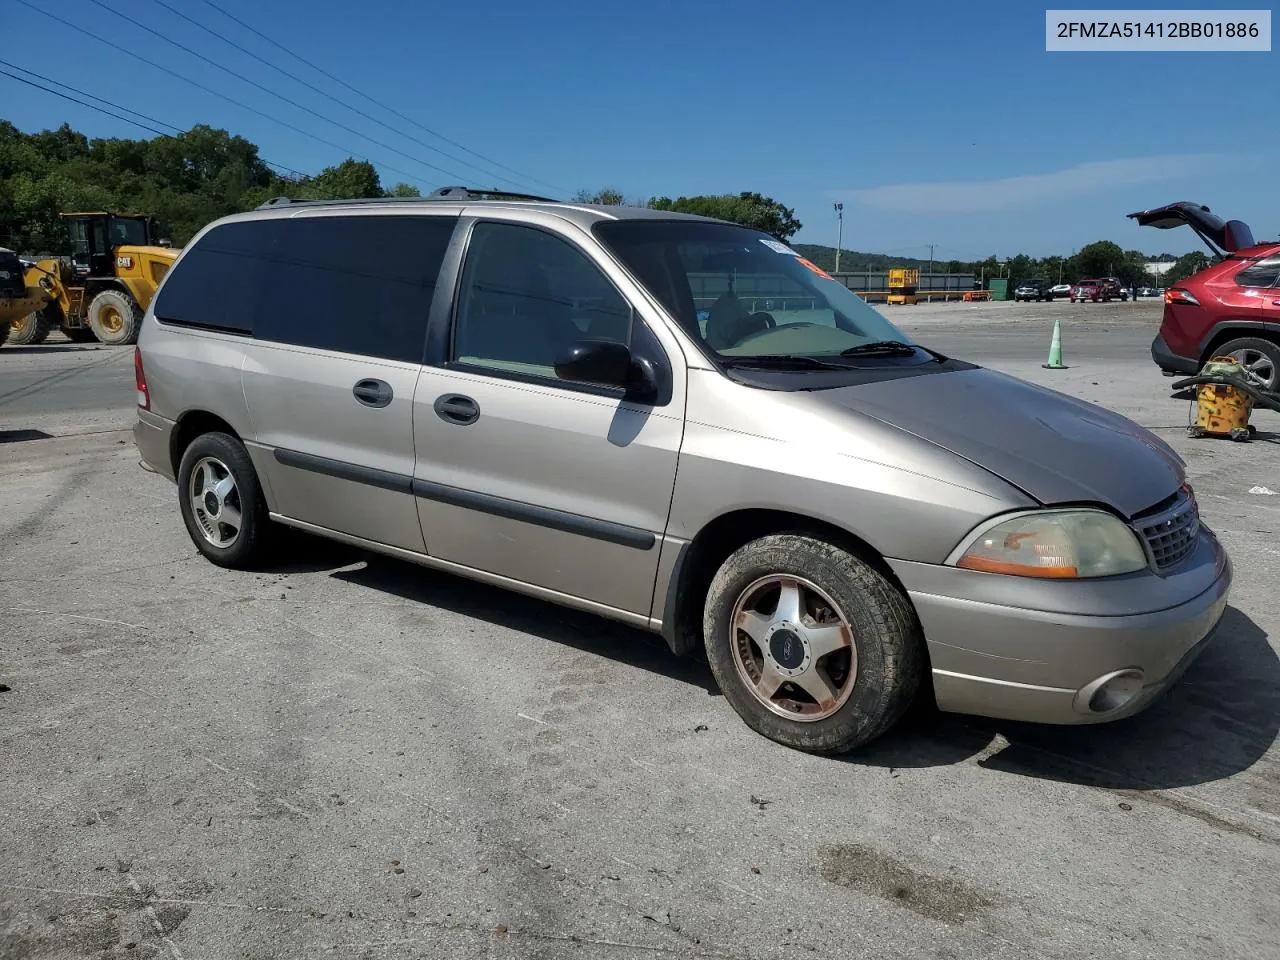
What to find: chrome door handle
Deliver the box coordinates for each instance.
[353,378,393,408]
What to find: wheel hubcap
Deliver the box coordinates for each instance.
[100,306,123,334]
[189,457,242,548]
[1228,348,1276,390]
[729,575,857,722]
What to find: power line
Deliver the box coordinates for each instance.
[84,0,480,187]
[1,67,172,140]
[0,59,309,180]
[13,0,432,190]
[146,0,533,193]
[197,0,563,194]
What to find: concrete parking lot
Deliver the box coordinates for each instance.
[2,299,1278,959]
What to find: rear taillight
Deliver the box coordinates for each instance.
[1165,287,1199,306]
[134,347,149,410]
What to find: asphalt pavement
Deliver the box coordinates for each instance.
[2,300,1278,960]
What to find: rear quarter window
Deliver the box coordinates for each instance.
[152,220,276,335]
[1234,255,1280,288]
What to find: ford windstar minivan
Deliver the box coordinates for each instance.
[133,187,1231,754]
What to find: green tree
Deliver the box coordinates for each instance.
[573,187,626,205]
[300,159,383,201]
[1162,251,1212,286]
[386,182,421,197]
[1074,240,1127,279]
[647,191,802,240]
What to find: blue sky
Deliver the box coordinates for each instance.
[4,0,1275,258]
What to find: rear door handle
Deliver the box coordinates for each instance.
[1272,299,1280,306]
[433,393,480,425]
[353,378,393,408]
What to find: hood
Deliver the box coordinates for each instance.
[815,367,1184,518]
[1128,201,1256,256]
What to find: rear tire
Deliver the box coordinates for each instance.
[86,289,143,345]
[702,534,924,755]
[7,310,53,345]
[177,432,275,569]
[1215,337,1280,392]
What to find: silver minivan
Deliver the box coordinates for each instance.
[133,188,1231,754]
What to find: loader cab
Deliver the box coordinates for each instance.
[62,212,160,279]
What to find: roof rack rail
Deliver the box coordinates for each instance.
[255,186,559,211]
[426,185,559,202]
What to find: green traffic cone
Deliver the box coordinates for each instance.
[1042,317,1067,369]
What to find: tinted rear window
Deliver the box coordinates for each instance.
[1235,256,1280,288]
[255,215,455,363]
[152,220,274,334]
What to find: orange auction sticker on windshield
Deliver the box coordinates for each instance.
[796,257,832,279]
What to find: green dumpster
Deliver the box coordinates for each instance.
[989,278,1009,301]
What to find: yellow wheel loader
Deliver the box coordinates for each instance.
[0,212,178,347]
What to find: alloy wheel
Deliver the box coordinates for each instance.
[1227,347,1277,391]
[729,574,857,722]
[188,456,243,548]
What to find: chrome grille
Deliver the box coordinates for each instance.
[1133,492,1199,572]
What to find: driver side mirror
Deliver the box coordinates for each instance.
[554,338,657,400]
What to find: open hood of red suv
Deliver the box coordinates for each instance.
[1127,201,1255,256]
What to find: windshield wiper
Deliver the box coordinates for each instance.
[839,340,951,362]
[721,354,849,371]
[839,340,919,357]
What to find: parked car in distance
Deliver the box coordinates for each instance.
[1013,279,1049,302]
[1071,278,1123,302]
[1131,201,1280,391]
[1070,279,1099,302]
[133,188,1232,755]
[1101,277,1130,300]
[1048,283,1072,300]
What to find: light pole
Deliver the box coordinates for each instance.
[833,203,844,273]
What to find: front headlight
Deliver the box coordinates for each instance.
[948,509,1149,579]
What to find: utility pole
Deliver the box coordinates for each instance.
[927,243,934,276]
[833,203,844,273]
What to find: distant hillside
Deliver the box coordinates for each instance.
[792,244,943,273]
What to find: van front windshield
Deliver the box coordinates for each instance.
[593,219,926,365]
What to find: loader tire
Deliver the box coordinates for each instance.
[7,309,53,345]
[87,289,142,345]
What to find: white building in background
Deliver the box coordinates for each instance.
[1145,261,1177,277]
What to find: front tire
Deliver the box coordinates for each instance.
[87,289,143,345]
[177,432,275,569]
[702,534,924,755]
[7,310,53,345]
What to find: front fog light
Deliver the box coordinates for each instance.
[951,509,1149,579]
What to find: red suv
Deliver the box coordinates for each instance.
[1131,201,1280,391]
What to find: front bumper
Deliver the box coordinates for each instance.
[1151,332,1200,376]
[133,408,177,482]
[889,529,1231,725]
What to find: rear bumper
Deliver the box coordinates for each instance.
[890,530,1231,725]
[1152,332,1200,376]
[134,408,176,482]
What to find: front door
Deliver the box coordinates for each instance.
[239,213,457,553]
[412,218,686,619]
